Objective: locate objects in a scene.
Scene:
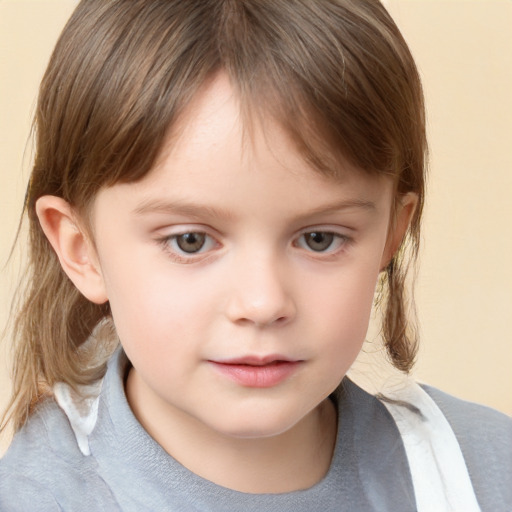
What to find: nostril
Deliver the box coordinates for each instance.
[229,311,293,328]
[224,271,297,326]
[254,314,292,328]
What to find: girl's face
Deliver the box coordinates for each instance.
[90,75,401,440]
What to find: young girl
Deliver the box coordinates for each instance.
[0,1,510,510]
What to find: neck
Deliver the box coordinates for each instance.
[126,369,337,494]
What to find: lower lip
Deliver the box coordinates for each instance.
[209,361,301,388]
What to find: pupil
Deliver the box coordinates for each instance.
[177,233,205,253]
[306,232,334,251]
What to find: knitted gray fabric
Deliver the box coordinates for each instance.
[1,349,510,511]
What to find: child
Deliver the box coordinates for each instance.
[0,0,510,510]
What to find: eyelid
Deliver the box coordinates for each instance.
[293,227,353,255]
[295,224,353,239]
[156,226,221,263]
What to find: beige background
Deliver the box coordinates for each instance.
[1,0,511,450]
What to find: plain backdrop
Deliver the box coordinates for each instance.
[1,0,511,450]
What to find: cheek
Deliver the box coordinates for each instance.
[106,273,203,392]
[102,253,217,351]
[307,261,381,360]
[310,259,380,324]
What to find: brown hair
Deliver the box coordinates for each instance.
[2,0,426,432]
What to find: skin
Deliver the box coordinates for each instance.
[37,74,416,493]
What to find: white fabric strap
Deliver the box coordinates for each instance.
[54,380,102,456]
[381,381,481,512]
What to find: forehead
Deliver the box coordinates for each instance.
[91,73,395,223]
[153,73,387,184]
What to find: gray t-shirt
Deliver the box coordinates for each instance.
[1,349,511,511]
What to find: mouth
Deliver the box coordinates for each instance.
[208,355,303,388]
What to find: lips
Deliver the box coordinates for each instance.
[208,356,302,388]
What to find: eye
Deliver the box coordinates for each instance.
[175,232,208,253]
[163,231,217,257]
[295,231,347,253]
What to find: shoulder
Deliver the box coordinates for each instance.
[422,384,512,452]
[1,398,82,480]
[0,398,120,511]
[0,399,76,510]
[0,474,61,512]
[422,384,512,509]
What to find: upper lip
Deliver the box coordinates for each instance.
[210,355,300,366]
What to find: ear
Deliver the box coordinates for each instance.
[380,192,418,270]
[35,196,108,304]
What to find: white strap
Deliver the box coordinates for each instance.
[54,380,102,456]
[381,381,481,512]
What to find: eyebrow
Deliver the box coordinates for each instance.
[132,197,376,220]
[299,199,377,218]
[133,198,235,221]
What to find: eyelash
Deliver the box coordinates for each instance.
[294,231,350,255]
[158,232,219,263]
[157,229,351,263]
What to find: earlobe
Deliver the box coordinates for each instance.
[381,192,418,270]
[35,196,108,304]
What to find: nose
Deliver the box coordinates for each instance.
[225,254,296,327]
